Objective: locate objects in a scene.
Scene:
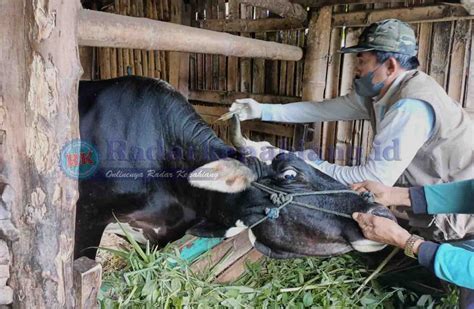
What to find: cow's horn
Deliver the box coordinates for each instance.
[229,115,246,149]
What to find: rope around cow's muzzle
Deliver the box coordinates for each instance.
[248,182,374,229]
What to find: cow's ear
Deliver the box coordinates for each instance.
[188,158,256,193]
[186,220,227,237]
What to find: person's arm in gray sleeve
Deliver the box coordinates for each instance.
[229,92,371,123]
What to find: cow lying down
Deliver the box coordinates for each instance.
[77,76,396,259]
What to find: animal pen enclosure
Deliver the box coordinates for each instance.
[0,0,473,307]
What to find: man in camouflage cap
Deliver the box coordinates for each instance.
[229,18,473,293]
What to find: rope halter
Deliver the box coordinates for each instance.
[248,181,373,229]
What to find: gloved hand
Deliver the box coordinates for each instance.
[229,98,262,121]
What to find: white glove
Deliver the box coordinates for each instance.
[229,98,262,121]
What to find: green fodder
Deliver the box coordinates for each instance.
[98,239,459,308]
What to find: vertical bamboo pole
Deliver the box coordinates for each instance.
[122,0,131,76]
[189,0,198,90]
[210,0,219,90]
[132,1,143,76]
[227,0,239,92]
[159,0,168,81]
[196,0,204,89]
[240,3,252,93]
[145,0,155,78]
[294,29,305,97]
[169,0,183,88]
[278,31,288,95]
[178,1,191,96]
[127,0,136,75]
[115,0,124,77]
[153,0,162,78]
[136,0,149,77]
[285,30,297,96]
[217,0,227,91]
[204,0,213,89]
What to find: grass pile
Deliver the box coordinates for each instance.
[98,223,458,308]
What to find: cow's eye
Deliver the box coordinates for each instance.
[281,169,297,180]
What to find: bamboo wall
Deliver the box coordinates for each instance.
[94,0,172,80]
[91,0,474,167]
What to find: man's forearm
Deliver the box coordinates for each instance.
[260,92,370,123]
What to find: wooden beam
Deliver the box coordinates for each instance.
[293,0,407,8]
[73,257,102,309]
[333,5,472,27]
[78,9,303,61]
[188,90,300,105]
[200,18,304,33]
[238,0,307,21]
[1,0,81,307]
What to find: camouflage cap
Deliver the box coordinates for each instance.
[340,19,418,56]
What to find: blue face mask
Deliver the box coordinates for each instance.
[353,64,387,97]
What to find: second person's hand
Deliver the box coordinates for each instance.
[351,180,411,207]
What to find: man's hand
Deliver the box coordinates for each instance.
[351,180,411,207]
[229,98,262,121]
[352,212,411,249]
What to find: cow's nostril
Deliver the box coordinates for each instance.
[367,205,397,222]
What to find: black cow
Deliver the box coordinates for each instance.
[76,76,395,259]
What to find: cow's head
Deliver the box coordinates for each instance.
[187,145,397,259]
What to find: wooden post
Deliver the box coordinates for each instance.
[430,21,453,88]
[417,23,432,73]
[465,23,474,109]
[78,9,303,61]
[238,0,307,21]
[73,257,102,309]
[448,20,471,104]
[336,27,361,166]
[0,0,81,307]
[322,26,342,162]
[299,7,332,151]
